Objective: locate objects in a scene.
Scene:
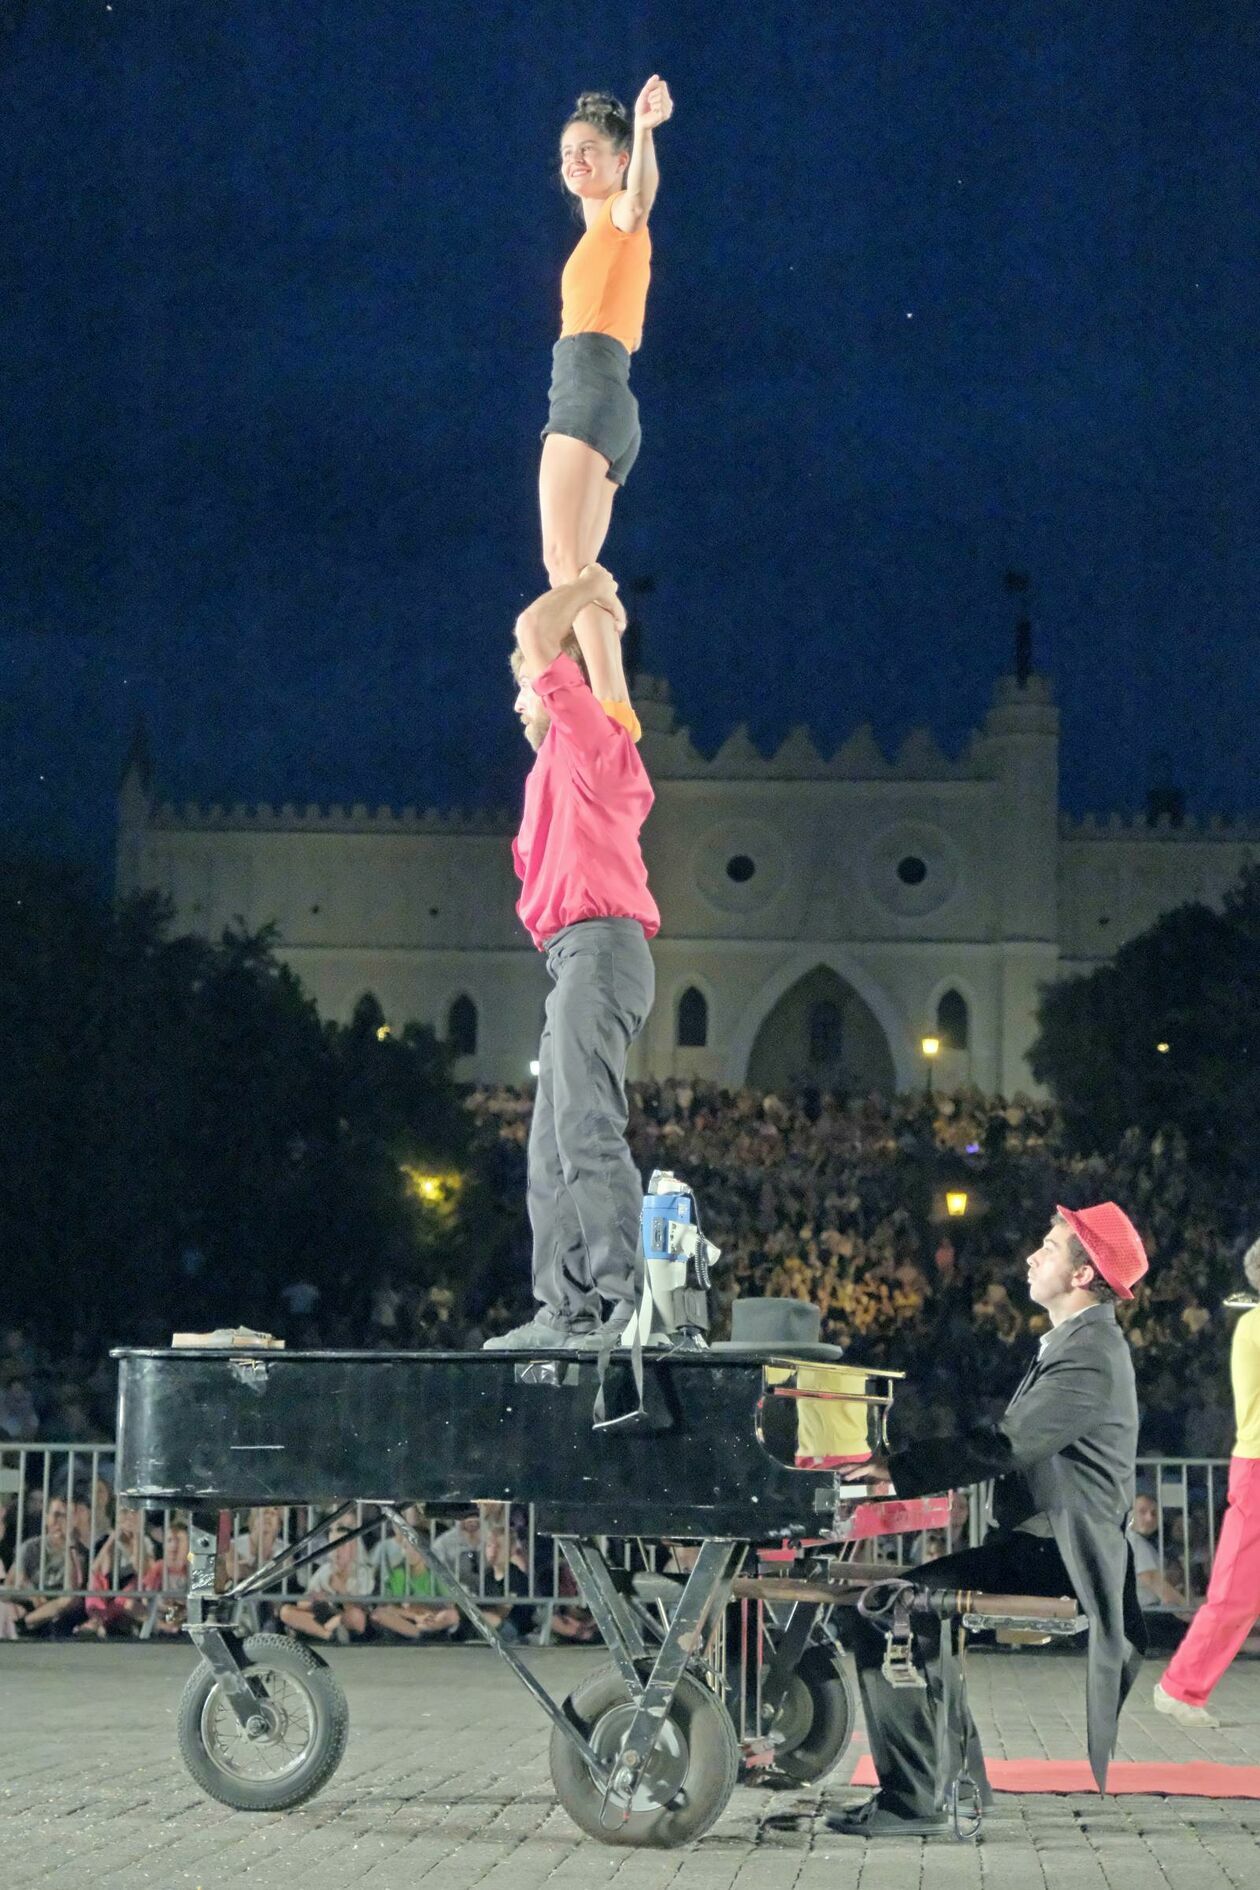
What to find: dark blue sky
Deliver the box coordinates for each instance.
[3,1,1257,876]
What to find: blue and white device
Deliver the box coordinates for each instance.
[641,1177,698,1265]
[626,1169,722,1351]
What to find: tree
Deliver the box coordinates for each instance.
[0,855,471,1343]
[1029,865,1260,1175]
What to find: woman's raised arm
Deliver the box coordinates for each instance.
[612,75,673,233]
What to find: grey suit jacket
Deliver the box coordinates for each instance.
[889,1301,1145,1789]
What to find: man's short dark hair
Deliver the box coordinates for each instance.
[1053,1213,1120,1303]
[1079,1265,1122,1306]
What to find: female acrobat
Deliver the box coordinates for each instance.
[539,77,673,700]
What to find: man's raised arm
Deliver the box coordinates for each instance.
[514,565,626,685]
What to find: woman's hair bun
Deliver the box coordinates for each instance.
[567,91,632,147]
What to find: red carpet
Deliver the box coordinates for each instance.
[848,1756,1260,1797]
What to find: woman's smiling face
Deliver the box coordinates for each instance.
[559,121,627,199]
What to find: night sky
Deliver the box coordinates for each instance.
[3,1,1257,878]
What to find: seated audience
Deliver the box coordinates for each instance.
[373,1507,460,1641]
[6,1495,88,1637]
[279,1523,372,1644]
[80,1506,157,1639]
[137,1516,192,1636]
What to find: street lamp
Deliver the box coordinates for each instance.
[399,1167,464,1207]
[921,1035,940,1096]
[946,1190,968,1218]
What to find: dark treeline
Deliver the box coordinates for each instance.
[1031,864,1260,1179]
[1,857,476,1344]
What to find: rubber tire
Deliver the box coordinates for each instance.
[766,1644,857,1784]
[550,1664,740,1848]
[176,1632,349,1811]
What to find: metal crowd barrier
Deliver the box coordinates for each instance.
[1133,1455,1228,1615]
[0,1443,1226,1636]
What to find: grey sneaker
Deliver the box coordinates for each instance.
[568,1314,672,1352]
[482,1317,596,1352]
[1152,1682,1219,1728]
[570,1323,621,1352]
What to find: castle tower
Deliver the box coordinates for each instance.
[116,721,153,898]
[970,672,1060,1092]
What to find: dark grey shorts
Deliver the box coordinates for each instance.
[541,333,641,486]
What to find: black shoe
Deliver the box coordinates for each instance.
[825,1794,951,1838]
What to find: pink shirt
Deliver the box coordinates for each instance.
[513,655,660,949]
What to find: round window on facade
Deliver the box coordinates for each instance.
[866,824,959,918]
[694,821,785,913]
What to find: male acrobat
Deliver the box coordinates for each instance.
[486,564,658,1351]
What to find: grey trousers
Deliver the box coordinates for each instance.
[527,918,655,1328]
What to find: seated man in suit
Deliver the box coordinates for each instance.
[830,1204,1149,1838]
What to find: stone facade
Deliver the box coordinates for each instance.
[116,670,1257,1094]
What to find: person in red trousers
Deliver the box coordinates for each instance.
[1153,1236,1260,1727]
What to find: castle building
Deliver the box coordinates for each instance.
[116,668,1256,1095]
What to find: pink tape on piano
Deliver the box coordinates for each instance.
[840,1495,953,1540]
[849,1756,1260,1797]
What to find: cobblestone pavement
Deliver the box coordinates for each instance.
[1,1645,1257,1890]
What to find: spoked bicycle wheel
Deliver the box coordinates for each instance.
[176,1632,349,1811]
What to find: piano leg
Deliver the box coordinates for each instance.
[543,1538,745,1846]
[381,1511,744,1845]
[554,1538,652,1691]
[597,1539,742,1813]
[378,1504,609,1780]
[755,1598,820,1724]
[712,1593,856,1784]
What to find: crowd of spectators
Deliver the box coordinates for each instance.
[469,1080,1248,1458]
[4,1080,1252,1648]
[1,1476,595,1646]
[1,1470,1231,1648]
[2,1082,1247,1457]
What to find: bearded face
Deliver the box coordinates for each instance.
[514,679,550,750]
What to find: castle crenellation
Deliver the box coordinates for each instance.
[118,667,1257,1093]
[147,801,518,835]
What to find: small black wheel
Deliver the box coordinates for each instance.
[550,1664,740,1848]
[176,1632,349,1811]
[764,1643,856,1784]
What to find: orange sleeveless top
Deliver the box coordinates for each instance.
[559,192,652,355]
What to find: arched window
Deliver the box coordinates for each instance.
[808,999,845,1068]
[447,993,478,1057]
[677,986,708,1049]
[936,988,969,1052]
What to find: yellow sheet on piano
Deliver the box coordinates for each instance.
[767,1362,872,1464]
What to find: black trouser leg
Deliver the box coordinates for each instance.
[849,1534,1072,1818]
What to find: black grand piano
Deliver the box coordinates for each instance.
[114,1343,1078,1847]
